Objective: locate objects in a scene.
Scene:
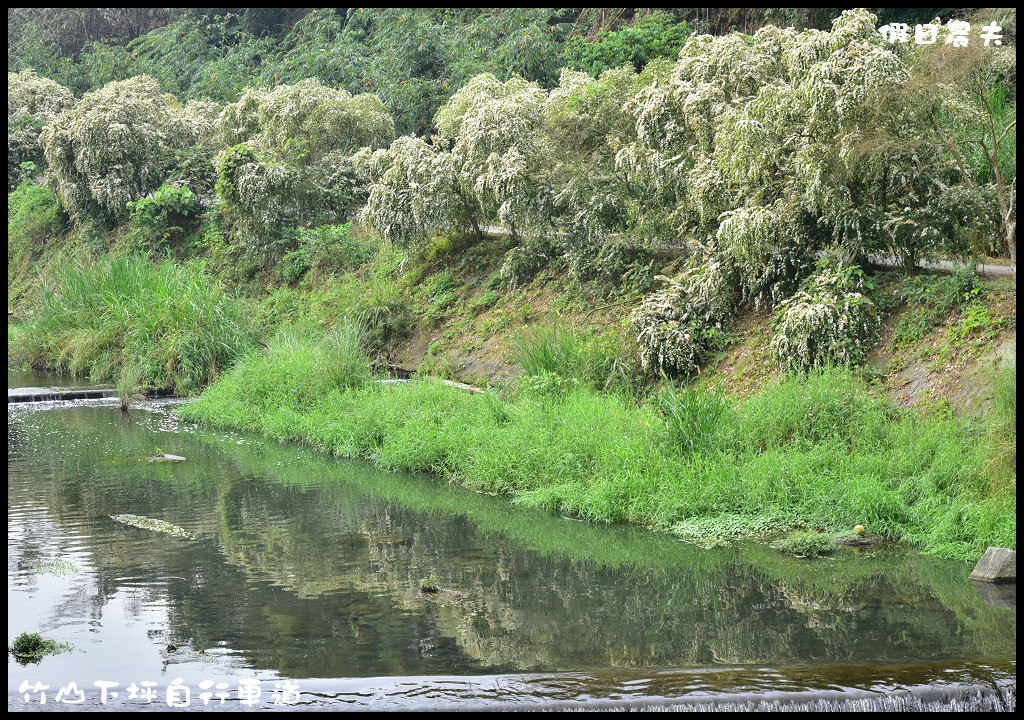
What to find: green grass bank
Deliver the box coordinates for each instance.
[179,327,1016,561]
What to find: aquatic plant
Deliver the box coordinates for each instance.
[116,363,145,412]
[770,530,836,558]
[419,574,440,594]
[9,632,73,664]
[110,514,194,539]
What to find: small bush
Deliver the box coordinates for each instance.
[631,259,739,378]
[770,259,879,374]
[889,268,981,348]
[511,323,585,379]
[511,322,636,393]
[126,183,202,255]
[301,223,378,275]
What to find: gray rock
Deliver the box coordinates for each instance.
[969,547,1016,583]
[149,453,186,462]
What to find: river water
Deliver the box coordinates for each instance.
[6,394,1016,710]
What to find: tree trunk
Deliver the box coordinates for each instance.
[1004,214,1016,272]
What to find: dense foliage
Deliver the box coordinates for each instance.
[215,79,393,249]
[7,70,74,189]
[8,8,1018,381]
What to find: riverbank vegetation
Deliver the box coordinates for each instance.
[8,8,1016,556]
[180,324,1015,560]
[11,255,254,394]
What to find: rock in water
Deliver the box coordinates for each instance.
[969,547,1016,583]
[148,454,185,462]
[110,514,194,539]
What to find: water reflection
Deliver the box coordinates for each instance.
[7,403,1016,690]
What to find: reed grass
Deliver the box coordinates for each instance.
[11,255,255,393]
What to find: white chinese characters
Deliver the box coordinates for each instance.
[878,20,1003,46]
[17,678,302,707]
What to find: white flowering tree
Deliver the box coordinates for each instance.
[621,9,1005,377]
[542,66,652,279]
[8,70,74,190]
[39,75,200,220]
[770,256,880,374]
[357,136,460,247]
[215,78,394,246]
[434,73,550,242]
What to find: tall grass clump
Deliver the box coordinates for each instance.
[185,318,372,435]
[987,361,1016,491]
[116,362,145,412]
[511,322,637,394]
[14,255,255,393]
[657,382,731,454]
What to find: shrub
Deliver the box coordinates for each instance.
[434,73,550,239]
[631,258,739,378]
[770,259,880,374]
[889,268,981,348]
[499,238,553,288]
[357,136,462,248]
[8,70,74,190]
[125,183,202,255]
[40,75,204,221]
[275,224,379,284]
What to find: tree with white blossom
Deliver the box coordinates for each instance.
[8,70,74,190]
[39,75,200,220]
[215,78,394,248]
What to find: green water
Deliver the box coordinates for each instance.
[6,400,1016,708]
